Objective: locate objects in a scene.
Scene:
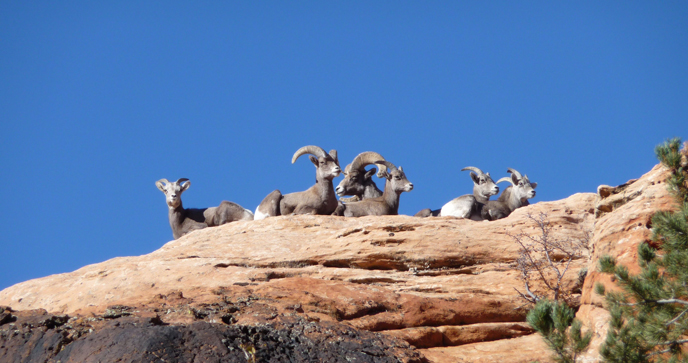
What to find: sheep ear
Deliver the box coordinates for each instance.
[364,168,377,180]
[155,180,167,192]
[470,172,479,184]
[511,173,520,184]
[309,155,319,167]
[329,149,338,163]
[180,180,191,192]
[379,170,390,179]
[531,182,538,189]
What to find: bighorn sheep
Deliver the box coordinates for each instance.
[332,160,413,217]
[156,178,254,239]
[335,151,387,202]
[254,145,341,219]
[481,168,537,220]
[414,167,499,219]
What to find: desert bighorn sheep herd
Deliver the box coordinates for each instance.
[156,145,538,239]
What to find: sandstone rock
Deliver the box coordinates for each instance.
[4,162,674,363]
[0,193,596,317]
[383,322,534,348]
[577,164,676,362]
[422,334,553,363]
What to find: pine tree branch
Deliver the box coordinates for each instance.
[647,339,688,357]
[666,307,688,326]
[656,338,688,346]
[647,347,672,358]
[656,298,688,306]
[621,298,688,307]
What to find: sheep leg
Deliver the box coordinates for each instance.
[332,202,346,216]
[293,205,318,215]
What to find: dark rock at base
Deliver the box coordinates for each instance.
[0,309,426,363]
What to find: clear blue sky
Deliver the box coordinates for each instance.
[1,2,685,291]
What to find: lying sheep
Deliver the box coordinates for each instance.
[156,178,254,239]
[481,168,537,220]
[332,160,413,217]
[335,151,387,202]
[254,145,341,219]
[414,166,499,219]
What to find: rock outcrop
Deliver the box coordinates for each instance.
[0,163,674,362]
[576,163,676,362]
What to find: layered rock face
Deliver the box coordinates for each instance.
[0,164,673,362]
[576,164,676,362]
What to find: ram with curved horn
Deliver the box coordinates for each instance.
[332,160,413,217]
[480,168,538,220]
[414,166,500,219]
[156,178,254,239]
[335,151,387,202]
[254,145,341,219]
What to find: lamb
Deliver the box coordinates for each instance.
[335,151,387,202]
[332,160,413,217]
[156,178,254,239]
[480,168,537,220]
[254,145,341,219]
[414,166,499,219]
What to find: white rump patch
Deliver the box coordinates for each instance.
[440,200,471,218]
[254,207,268,220]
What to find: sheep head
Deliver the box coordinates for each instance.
[506,168,537,200]
[336,151,386,197]
[292,145,341,180]
[376,160,414,194]
[156,178,191,209]
[462,167,499,201]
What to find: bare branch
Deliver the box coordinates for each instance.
[510,212,591,304]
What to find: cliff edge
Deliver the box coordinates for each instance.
[0,164,674,362]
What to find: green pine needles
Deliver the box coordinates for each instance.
[596,137,688,362]
[655,138,688,203]
[527,299,593,363]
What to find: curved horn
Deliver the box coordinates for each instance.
[496,177,514,185]
[350,152,385,170]
[176,178,189,184]
[375,160,397,173]
[292,145,327,164]
[156,178,170,185]
[351,151,387,177]
[506,168,523,180]
[461,166,485,175]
